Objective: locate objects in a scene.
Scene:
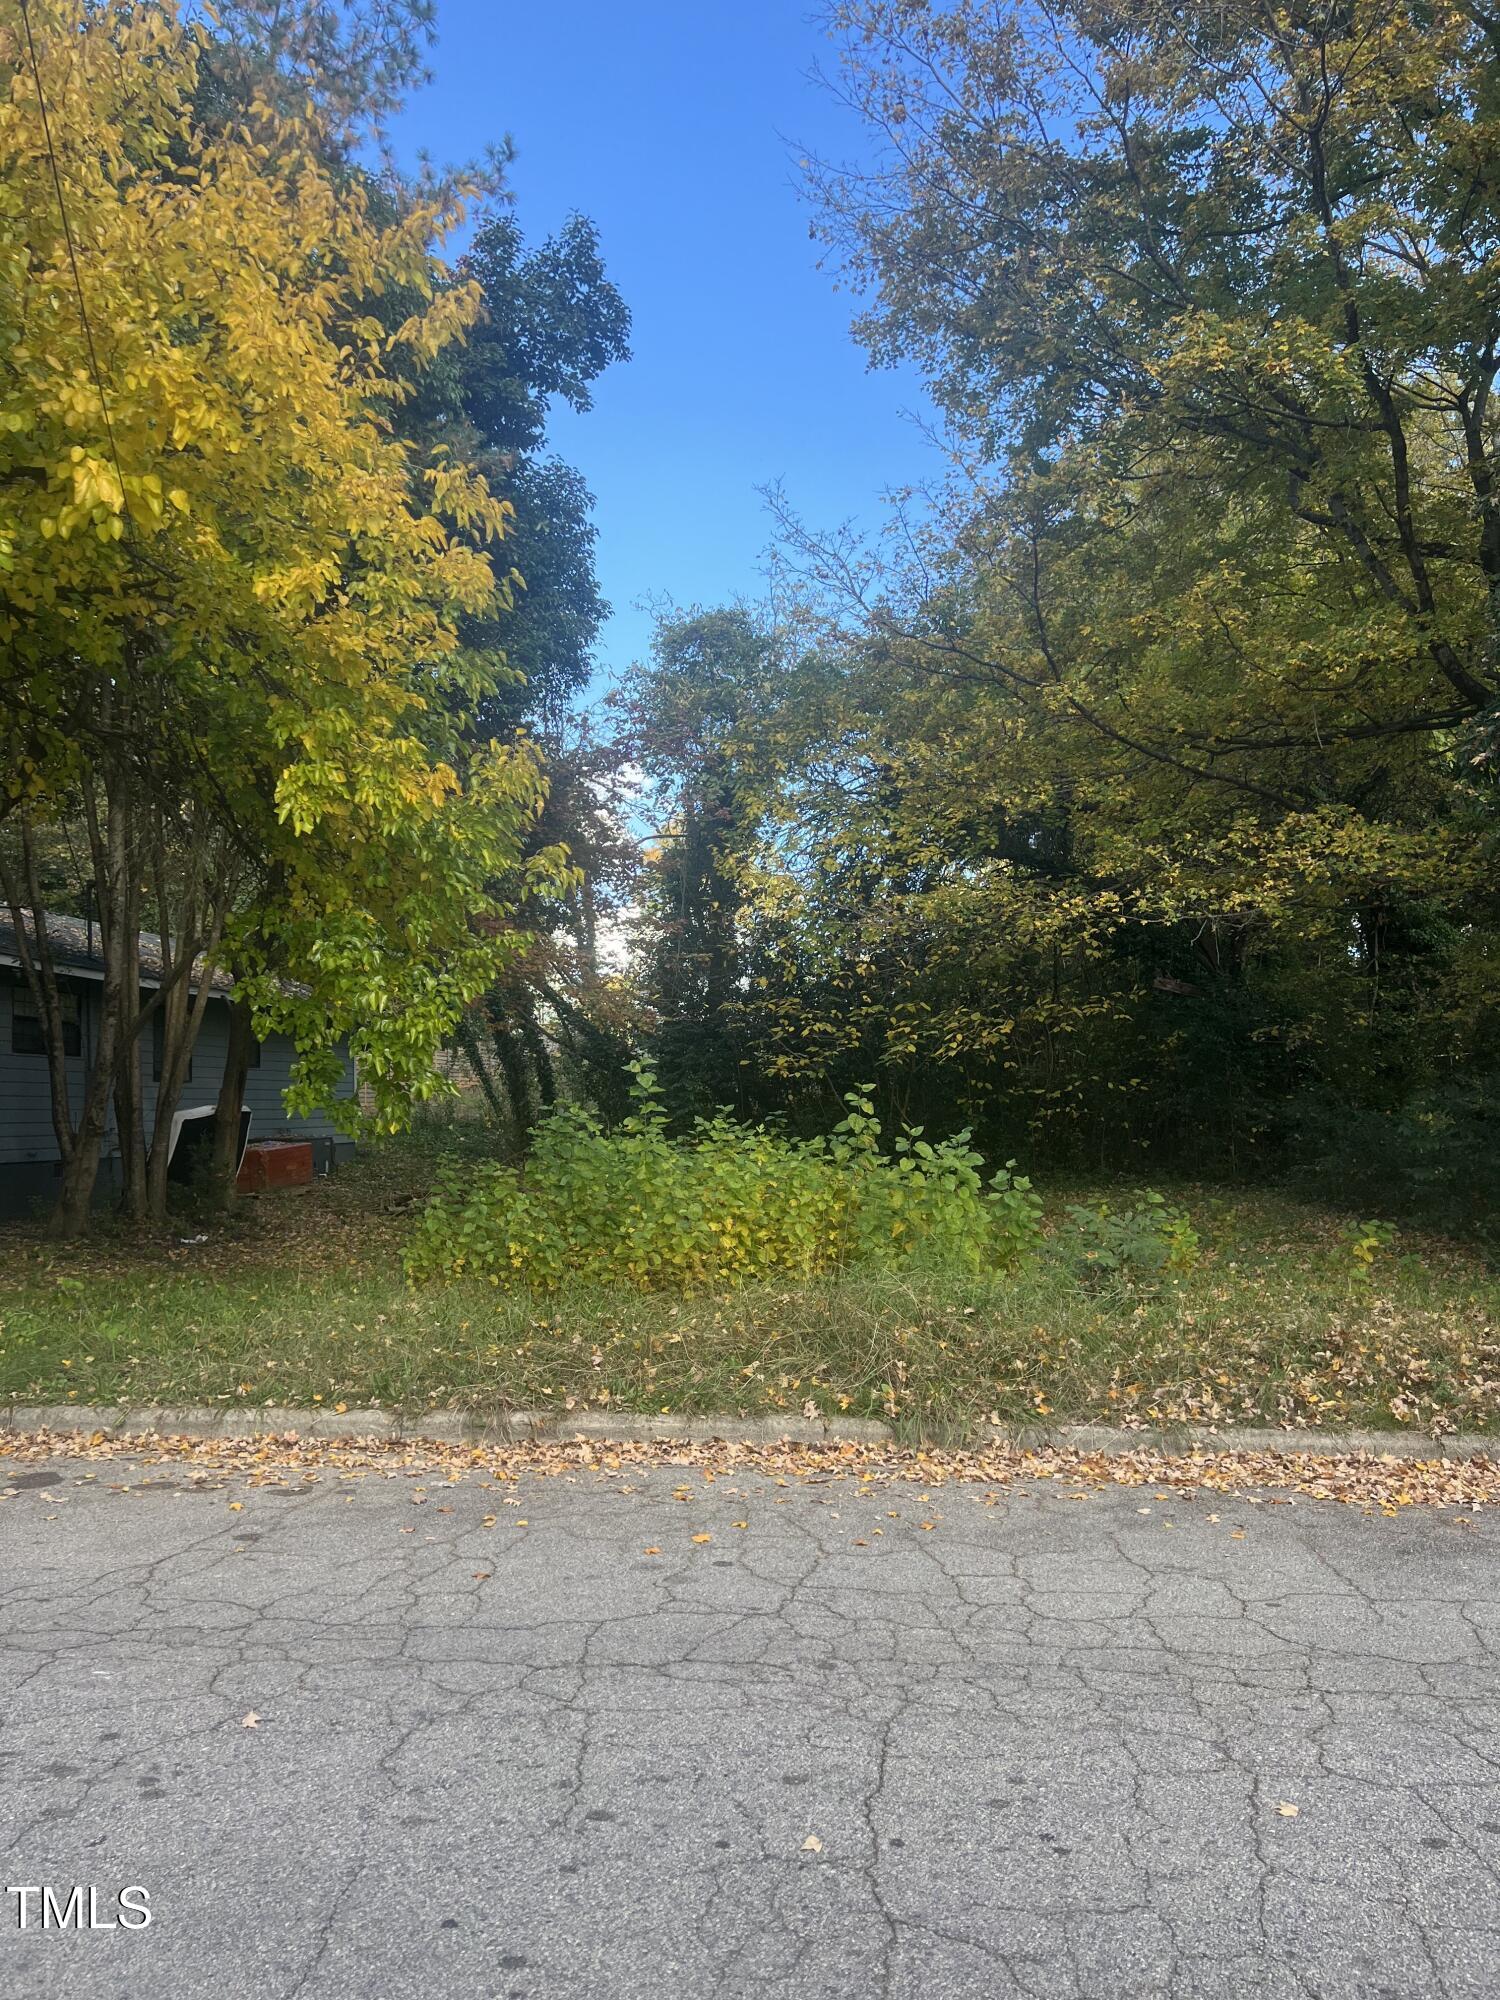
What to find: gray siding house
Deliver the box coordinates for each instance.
[0,914,356,1221]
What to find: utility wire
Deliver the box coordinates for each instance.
[19,0,136,540]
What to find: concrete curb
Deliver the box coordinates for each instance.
[1047,1422,1493,1462]
[1,1403,1493,1460]
[0,1404,895,1450]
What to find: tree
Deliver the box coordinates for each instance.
[397,208,633,1133]
[623,609,784,1123]
[810,0,1499,774]
[195,0,439,145]
[2,0,569,1231]
[680,0,1496,1178]
[406,210,631,730]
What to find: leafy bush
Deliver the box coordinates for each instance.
[1061,1191,1200,1283]
[1343,1217,1398,1282]
[404,1070,1042,1290]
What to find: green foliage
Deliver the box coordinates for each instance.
[624,609,778,1124]
[400,208,633,1137]
[611,0,1500,1214]
[201,1,438,143]
[429,210,631,727]
[1061,1193,1201,1286]
[3,0,573,1230]
[10,1160,1498,1441]
[1344,1220,1399,1284]
[404,1070,1042,1290]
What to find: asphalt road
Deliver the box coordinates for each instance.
[2,1451,1498,1999]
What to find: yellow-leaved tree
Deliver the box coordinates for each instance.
[0,0,572,1231]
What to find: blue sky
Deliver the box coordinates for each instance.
[387,0,937,692]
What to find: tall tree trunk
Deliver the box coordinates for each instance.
[51,800,132,1237]
[52,1143,98,1238]
[144,1058,183,1226]
[144,984,194,1226]
[112,867,147,1225]
[209,997,254,1209]
[141,819,227,1225]
[144,946,226,1224]
[113,1017,147,1226]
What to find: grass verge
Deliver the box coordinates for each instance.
[1,1138,1496,1440]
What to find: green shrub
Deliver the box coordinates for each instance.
[403,1069,1043,1290]
[1343,1217,1398,1283]
[1061,1190,1200,1283]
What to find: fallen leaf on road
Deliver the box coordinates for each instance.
[1276,1802,1299,1817]
[692,1532,712,1544]
[228,1501,243,1512]
[472,1571,491,1581]
[241,1711,261,1729]
[802,1835,823,1853]
[643,1546,661,1556]
[10,1427,1495,1518]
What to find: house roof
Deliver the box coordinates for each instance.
[0,910,235,994]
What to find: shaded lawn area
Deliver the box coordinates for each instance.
[1,1135,1497,1441]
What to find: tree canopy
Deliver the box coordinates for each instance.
[1,0,571,1226]
[616,0,1500,1230]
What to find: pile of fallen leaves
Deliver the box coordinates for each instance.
[1,1424,1494,1512]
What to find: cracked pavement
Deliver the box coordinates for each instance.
[2,1454,1499,1998]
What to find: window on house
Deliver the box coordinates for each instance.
[11,988,81,1058]
[151,1010,191,1083]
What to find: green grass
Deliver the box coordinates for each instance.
[1,1136,1497,1440]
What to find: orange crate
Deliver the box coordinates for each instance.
[236,1140,314,1193]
